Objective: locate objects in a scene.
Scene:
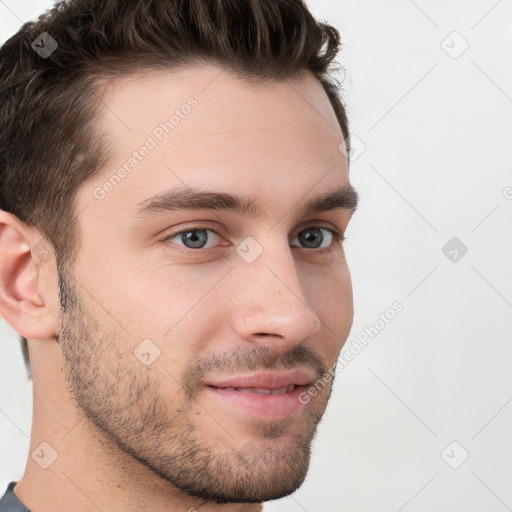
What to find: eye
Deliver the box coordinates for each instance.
[290,227,344,250]
[163,225,344,252]
[165,227,222,250]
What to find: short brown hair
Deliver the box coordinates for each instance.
[0,0,350,379]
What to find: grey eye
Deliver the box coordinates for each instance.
[290,227,334,249]
[169,228,220,249]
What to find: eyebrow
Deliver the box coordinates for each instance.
[134,184,358,219]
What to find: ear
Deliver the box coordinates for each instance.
[0,210,59,340]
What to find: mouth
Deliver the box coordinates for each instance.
[203,369,315,419]
[211,384,298,395]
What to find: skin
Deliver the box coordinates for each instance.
[0,64,355,512]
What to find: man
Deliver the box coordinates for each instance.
[0,0,358,510]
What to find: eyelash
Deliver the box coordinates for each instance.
[162,224,345,254]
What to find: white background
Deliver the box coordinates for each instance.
[1,1,511,511]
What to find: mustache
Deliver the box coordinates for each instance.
[181,344,328,400]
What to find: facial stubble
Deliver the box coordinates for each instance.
[55,263,335,503]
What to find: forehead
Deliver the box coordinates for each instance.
[96,64,342,136]
[80,65,349,218]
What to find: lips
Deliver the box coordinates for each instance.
[204,369,316,392]
[219,384,296,395]
[203,369,316,418]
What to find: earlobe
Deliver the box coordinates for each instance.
[0,211,59,340]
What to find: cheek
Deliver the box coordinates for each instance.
[307,257,353,309]
[306,263,354,358]
[126,269,228,371]
[90,258,212,335]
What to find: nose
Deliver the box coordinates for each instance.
[230,241,322,355]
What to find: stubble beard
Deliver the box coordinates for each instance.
[55,264,334,503]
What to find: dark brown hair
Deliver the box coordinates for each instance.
[0,0,350,380]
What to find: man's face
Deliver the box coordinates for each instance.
[58,65,356,503]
